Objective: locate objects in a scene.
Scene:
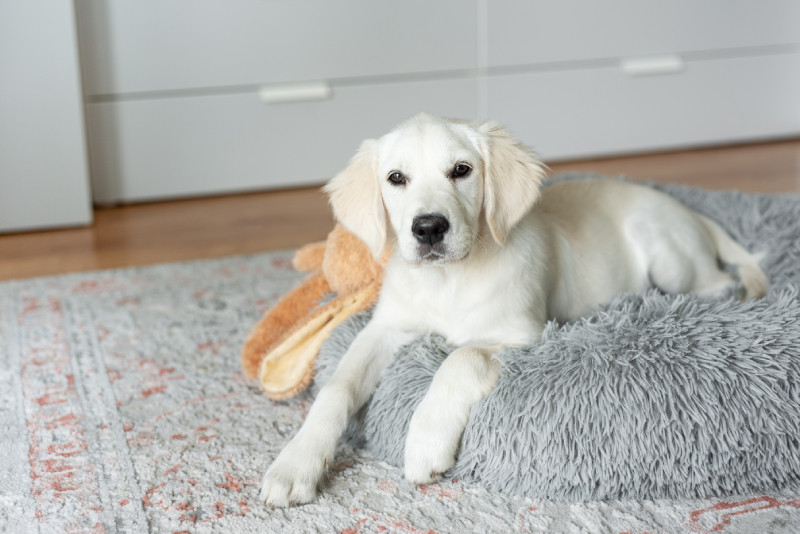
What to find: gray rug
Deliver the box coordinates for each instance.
[1,177,799,532]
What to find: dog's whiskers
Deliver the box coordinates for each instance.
[472,233,489,256]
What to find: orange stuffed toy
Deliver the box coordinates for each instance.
[241,224,390,399]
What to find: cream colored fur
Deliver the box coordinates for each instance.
[259,114,768,507]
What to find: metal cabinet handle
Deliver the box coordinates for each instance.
[620,55,685,77]
[258,81,332,104]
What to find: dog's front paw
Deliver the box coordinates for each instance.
[403,403,462,485]
[259,439,328,507]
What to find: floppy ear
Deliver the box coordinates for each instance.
[478,122,546,245]
[323,139,387,259]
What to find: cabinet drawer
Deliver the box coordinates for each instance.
[487,51,800,160]
[78,0,478,96]
[86,78,479,203]
[488,1,800,68]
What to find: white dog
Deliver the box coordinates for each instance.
[260,114,768,507]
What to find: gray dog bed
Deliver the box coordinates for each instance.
[314,174,800,500]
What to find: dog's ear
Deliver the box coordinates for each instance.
[323,139,387,259]
[477,121,546,245]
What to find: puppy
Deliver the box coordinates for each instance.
[260,114,768,507]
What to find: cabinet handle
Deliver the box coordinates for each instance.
[258,81,332,104]
[620,55,684,77]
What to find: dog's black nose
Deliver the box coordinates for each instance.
[412,214,449,245]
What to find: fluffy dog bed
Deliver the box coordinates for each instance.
[314,175,800,500]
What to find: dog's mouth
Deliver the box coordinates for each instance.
[413,243,466,265]
[418,248,446,262]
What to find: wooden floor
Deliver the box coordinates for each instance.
[2,138,799,282]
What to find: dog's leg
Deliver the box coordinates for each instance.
[404,345,501,484]
[648,238,739,299]
[260,322,416,507]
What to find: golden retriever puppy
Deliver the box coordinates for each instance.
[260,114,768,507]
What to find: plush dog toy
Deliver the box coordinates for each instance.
[241,224,389,399]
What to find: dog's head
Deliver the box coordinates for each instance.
[324,114,546,265]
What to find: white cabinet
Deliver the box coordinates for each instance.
[0,1,92,232]
[76,1,800,204]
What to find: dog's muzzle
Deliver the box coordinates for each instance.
[412,214,449,246]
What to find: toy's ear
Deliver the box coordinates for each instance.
[323,139,386,259]
[477,121,546,245]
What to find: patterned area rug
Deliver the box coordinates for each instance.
[1,230,799,531]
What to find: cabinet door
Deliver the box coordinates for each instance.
[87,78,479,203]
[77,0,479,96]
[487,52,800,160]
[488,0,800,68]
[0,2,92,233]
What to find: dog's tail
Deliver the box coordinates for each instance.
[698,214,769,300]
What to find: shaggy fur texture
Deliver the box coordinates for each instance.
[314,175,800,500]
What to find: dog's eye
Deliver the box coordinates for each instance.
[387,171,407,186]
[451,163,472,179]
